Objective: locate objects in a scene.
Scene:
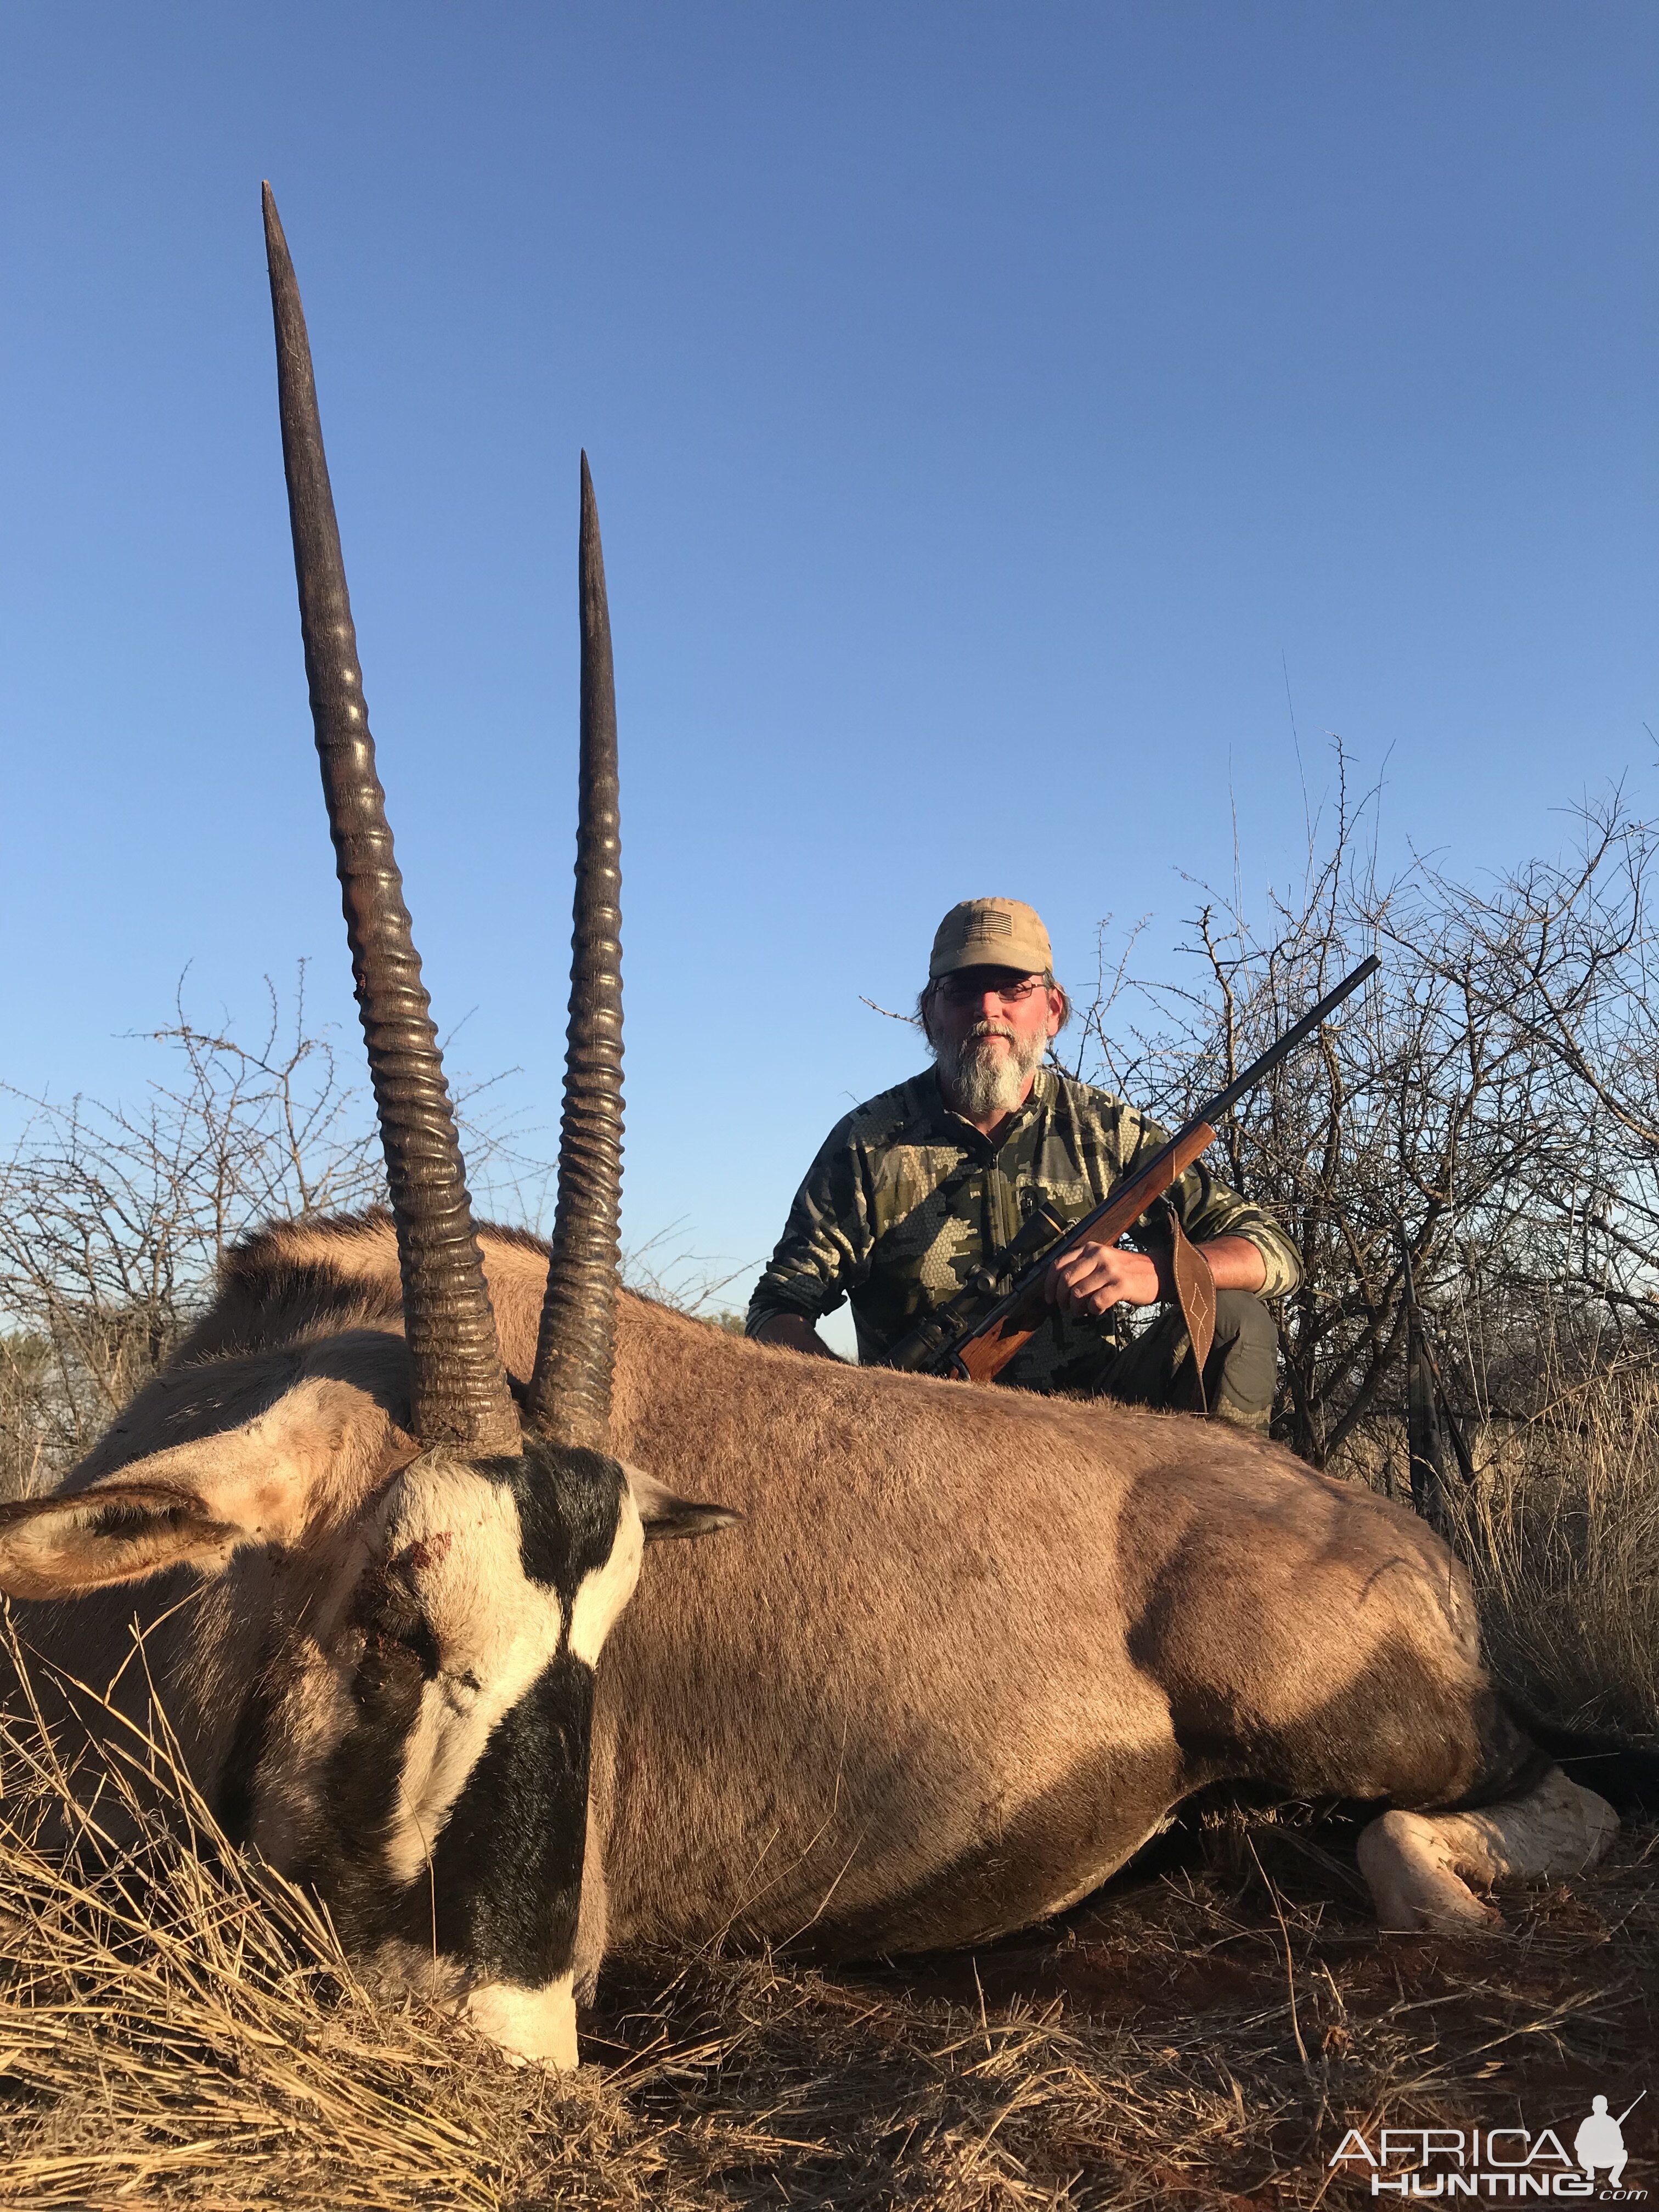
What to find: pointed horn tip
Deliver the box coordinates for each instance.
[262,183,289,262]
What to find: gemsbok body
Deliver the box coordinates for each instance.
[0,194,1640,2069]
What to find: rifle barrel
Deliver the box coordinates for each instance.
[1190,956,1379,1131]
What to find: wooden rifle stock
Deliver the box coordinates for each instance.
[954,1124,1216,1383]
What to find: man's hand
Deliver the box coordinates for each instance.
[750,1312,843,1360]
[1045,1232,1267,1319]
[1045,1242,1160,1317]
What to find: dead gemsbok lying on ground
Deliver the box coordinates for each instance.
[1,191,1649,2070]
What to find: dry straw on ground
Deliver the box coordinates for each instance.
[0,1607,1653,2211]
[0,1623,515,2209]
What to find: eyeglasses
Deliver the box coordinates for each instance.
[933,973,1047,1008]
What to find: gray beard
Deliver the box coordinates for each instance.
[934,1022,1048,1119]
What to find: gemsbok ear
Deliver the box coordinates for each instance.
[0,1482,244,1601]
[625,1466,744,1545]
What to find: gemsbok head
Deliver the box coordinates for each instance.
[0,188,733,2068]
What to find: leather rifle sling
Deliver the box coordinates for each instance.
[1164,1208,1217,1411]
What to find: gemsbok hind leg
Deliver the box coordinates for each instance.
[1356,1765,1620,1932]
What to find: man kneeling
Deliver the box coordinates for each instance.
[747,899,1300,1429]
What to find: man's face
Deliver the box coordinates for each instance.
[924,967,1066,1118]
[927,967,1065,1057]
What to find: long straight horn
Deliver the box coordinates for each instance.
[527,456,623,1450]
[263,184,518,1455]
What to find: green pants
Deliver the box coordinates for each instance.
[1094,1290,1279,1431]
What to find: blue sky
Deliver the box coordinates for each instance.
[3,2,1656,1336]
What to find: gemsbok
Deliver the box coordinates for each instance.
[2,191,1647,2069]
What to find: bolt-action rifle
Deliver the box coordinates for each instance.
[883,956,1380,1385]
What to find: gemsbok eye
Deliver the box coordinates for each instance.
[355,1573,442,1679]
[384,1616,441,1674]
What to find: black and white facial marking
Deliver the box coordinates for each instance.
[255,1438,639,2063]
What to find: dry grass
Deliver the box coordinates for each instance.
[1333,1360,1659,1741]
[1444,1367,1659,1741]
[566,1816,1659,2208]
[0,1637,1654,2209]
[0,1625,527,2209]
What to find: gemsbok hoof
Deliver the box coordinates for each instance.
[1357,1765,1620,1933]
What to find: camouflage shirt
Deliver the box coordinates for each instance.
[746,1064,1302,1395]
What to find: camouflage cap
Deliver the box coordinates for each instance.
[928,898,1054,981]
